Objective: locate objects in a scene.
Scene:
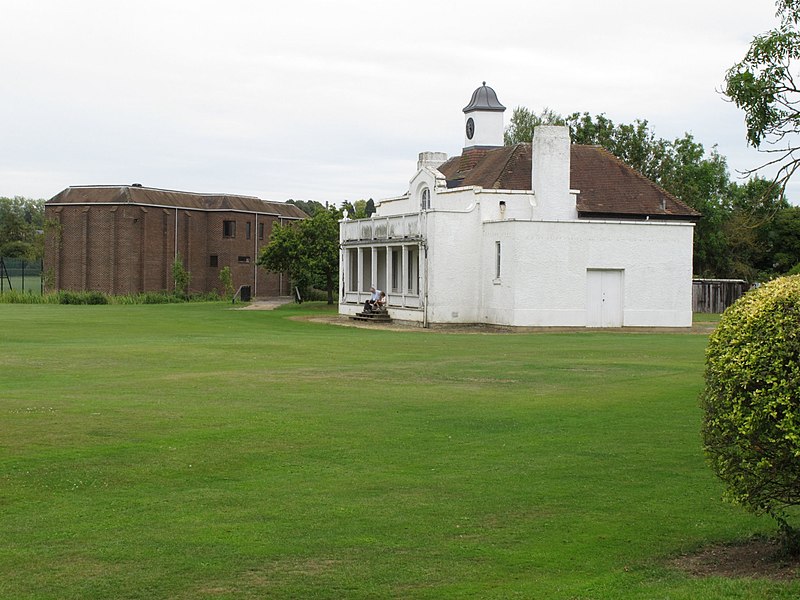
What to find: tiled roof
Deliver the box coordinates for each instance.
[436,143,701,220]
[46,185,308,219]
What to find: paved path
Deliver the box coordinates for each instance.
[235,296,295,310]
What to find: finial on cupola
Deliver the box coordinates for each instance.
[462,82,506,150]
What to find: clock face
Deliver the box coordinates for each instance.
[466,117,475,140]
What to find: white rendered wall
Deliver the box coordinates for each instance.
[479,219,694,327]
[424,209,484,324]
[376,194,413,216]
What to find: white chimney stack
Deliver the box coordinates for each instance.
[532,126,577,220]
[417,152,448,171]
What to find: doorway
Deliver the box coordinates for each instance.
[587,269,623,327]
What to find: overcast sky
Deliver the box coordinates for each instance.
[0,0,789,204]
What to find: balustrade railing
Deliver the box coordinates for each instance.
[341,213,422,243]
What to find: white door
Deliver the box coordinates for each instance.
[587,269,624,327]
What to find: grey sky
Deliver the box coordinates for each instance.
[0,0,787,203]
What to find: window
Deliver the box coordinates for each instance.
[495,241,501,278]
[209,255,219,268]
[246,222,252,240]
[391,248,401,293]
[361,250,372,291]
[420,188,430,211]
[238,256,251,264]
[348,248,358,292]
[223,220,236,238]
[407,247,418,294]
[258,222,265,240]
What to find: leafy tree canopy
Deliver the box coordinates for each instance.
[342,199,369,219]
[0,196,44,260]
[503,106,565,145]
[725,0,800,191]
[258,207,341,304]
[286,199,328,217]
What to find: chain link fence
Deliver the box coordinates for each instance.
[0,258,43,295]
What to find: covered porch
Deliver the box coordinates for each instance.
[339,214,426,314]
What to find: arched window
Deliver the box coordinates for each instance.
[421,187,430,211]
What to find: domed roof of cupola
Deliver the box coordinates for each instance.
[463,82,506,113]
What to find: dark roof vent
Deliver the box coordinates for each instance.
[131,183,143,187]
[463,82,506,114]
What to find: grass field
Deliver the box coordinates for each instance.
[1,302,795,599]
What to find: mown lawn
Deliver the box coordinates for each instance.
[0,302,794,599]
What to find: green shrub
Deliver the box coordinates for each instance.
[0,290,56,304]
[304,287,333,302]
[219,267,234,300]
[188,291,221,302]
[57,290,109,305]
[1,289,225,305]
[142,292,178,304]
[172,255,191,298]
[701,275,800,550]
[112,292,184,305]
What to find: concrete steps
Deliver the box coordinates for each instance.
[350,310,392,323]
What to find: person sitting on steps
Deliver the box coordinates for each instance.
[363,286,381,312]
[375,291,387,311]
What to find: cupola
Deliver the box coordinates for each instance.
[463,82,506,149]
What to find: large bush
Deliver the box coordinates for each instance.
[701,275,800,543]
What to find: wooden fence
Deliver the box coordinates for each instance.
[692,279,749,313]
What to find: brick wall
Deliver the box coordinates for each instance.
[45,204,294,297]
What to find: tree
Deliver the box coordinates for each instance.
[258,207,341,304]
[341,199,368,219]
[219,266,235,300]
[768,206,800,272]
[365,198,376,217]
[726,176,791,279]
[287,199,327,217]
[0,196,44,259]
[701,275,800,553]
[172,254,191,298]
[724,0,800,192]
[567,112,665,178]
[503,106,565,145]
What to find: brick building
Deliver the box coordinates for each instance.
[44,185,307,296]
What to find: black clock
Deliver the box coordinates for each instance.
[466,117,475,140]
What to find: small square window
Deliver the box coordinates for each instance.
[209,255,219,267]
[223,220,236,238]
[238,256,251,264]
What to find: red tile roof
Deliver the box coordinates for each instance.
[436,143,701,220]
[47,185,308,219]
